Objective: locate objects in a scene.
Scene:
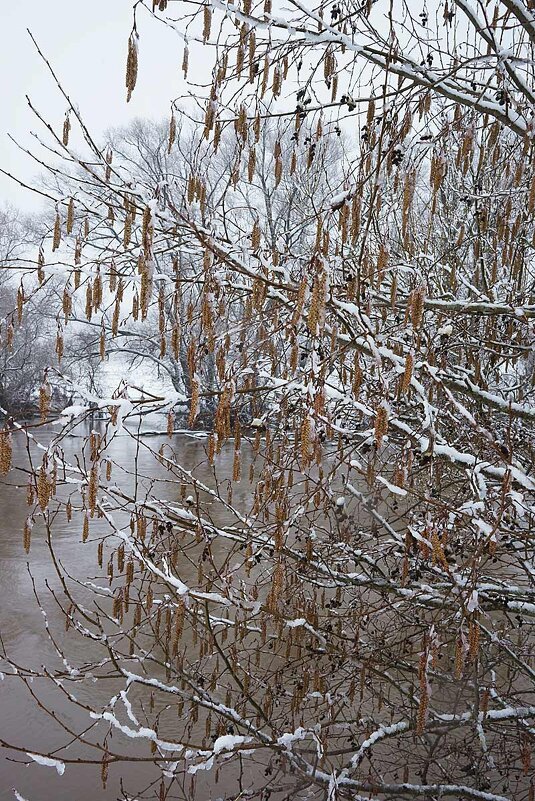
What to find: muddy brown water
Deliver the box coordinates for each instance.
[0,420,269,801]
[0,419,427,801]
[3,420,526,801]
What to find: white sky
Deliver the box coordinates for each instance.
[0,0,187,212]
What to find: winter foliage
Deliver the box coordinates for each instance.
[0,0,534,799]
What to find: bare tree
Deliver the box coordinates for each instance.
[0,207,63,416]
[0,3,534,801]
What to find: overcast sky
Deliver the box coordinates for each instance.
[0,0,188,212]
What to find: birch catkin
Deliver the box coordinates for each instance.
[67,198,75,234]
[203,4,212,41]
[188,377,200,427]
[37,465,51,512]
[62,114,71,147]
[401,352,413,393]
[168,112,177,153]
[40,382,51,422]
[126,33,139,102]
[374,403,389,447]
[0,430,12,475]
[410,285,425,329]
[23,518,32,554]
[52,213,61,251]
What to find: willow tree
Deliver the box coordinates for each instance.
[0,2,534,800]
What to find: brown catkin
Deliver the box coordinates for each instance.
[105,148,113,183]
[213,119,222,151]
[272,66,282,98]
[27,478,35,506]
[37,248,45,283]
[111,298,120,335]
[416,689,428,735]
[88,466,98,517]
[63,285,71,320]
[113,589,123,621]
[40,382,51,422]
[410,285,425,329]
[233,450,241,482]
[126,33,139,102]
[83,514,90,542]
[37,465,51,511]
[203,4,212,41]
[468,617,480,662]
[248,147,256,182]
[62,114,71,146]
[528,172,535,214]
[374,404,389,448]
[56,332,64,362]
[171,324,180,359]
[23,518,32,553]
[52,213,61,251]
[67,198,75,234]
[454,635,464,679]
[402,170,415,233]
[431,530,448,570]
[208,433,215,464]
[251,219,261,251]
[168,112,177,153]
[167,411,174,438]
[101,753,109,790]
[301,416,312,466]
[85,283,93,321]
[172,599,185,652]
[123,213,132,249]
[0,431,12,475]
[93,273,103,308]
[269,561,284,611]
[117,543,125,574]
[401,353,413,393]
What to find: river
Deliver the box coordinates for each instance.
[0,420,256,801]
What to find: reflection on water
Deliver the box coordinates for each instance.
[0,421,252,801]
[2,419,530,801]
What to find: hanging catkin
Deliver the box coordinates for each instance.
[0,431,12,475]
[126,33,139,102]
